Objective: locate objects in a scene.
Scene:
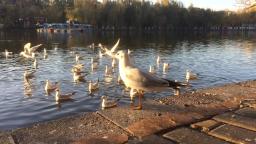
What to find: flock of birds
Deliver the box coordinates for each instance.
[2,39,198,110]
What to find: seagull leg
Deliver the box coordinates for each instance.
[133,92,143,110]
[174,88,180,96]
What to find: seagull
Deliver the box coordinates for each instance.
[88,79,99,94]
[130,88,139,102]
[156,55,160,65]
[24,43,42,55]
[89,43,95,49]
[20,51,35,59]
[24,70,35,80]
[111,58,117,68]
[115,50,186,110]
[99,50,104,58]
[101,96,118,110]
[43,48,48,59]
[75,54,80,63]
[55,88,75,103]
[91,57,98,71]
[117,75,123,85]
[163,63,170,73]
[185,70,197,82]
[101,39,120,58]
[105,65,113,76]
[45,80,59,95]
[44,48,47,55]
[128,49,132,55]
[33,59,38,69]
[73,72,86,83]
[4,49,13,58]
[149,65,156,74]
[71,64,84,74]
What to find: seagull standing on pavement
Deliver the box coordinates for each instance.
[115,50,186,110]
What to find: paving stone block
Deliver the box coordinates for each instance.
[191,120,222,132]
[127,135,175,144]
[72,134,128,144]
[163,127,229,144]
[127,115,175,138]
[235,107,256,118]
[209,124,256,144]
[98,99,203,137]
[214,112,256,131]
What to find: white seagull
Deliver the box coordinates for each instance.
[163,63,170,73]
[185,70,197,82]
[115,50,186,110]
[24,70,36,80]
[101,96,118,110]
[33,59,38,69]
[101,39,120,58]
[55,88,75,103]
[149,65,156,74]
[24,43,42,55]
[45,80,59,95]
[4,49,13,58]
[88,79,99,94]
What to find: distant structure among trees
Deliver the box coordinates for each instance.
[0,0,255,30]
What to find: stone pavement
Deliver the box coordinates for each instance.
[1,80,256,143]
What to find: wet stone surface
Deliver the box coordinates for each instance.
[0,132,14,144]
[126,135,174,144]
[209,124,256,144]
[11,113,129,144]
[191,120,222,132]
[98,99,206,138]
[214,112,256,132]
[163,127,229,144]
[72,134,128,144]
[235,107,256,119]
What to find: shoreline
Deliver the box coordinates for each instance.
[1,80,256,143]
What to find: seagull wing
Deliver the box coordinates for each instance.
[24,43,31,51]
[30,44,42,52]
[110,38,120,52]
[123,66,170,91]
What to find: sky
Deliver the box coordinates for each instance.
[179,0,238,11]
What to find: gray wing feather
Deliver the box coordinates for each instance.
[124,66,169,88]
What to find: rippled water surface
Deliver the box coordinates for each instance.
[0,30,256,130]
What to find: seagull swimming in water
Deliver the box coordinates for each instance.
[55,88,75,103]
[149,65,156,74]
[185,70,197,82]
[24,70,36,80]
[45,80,59,95]
[4,49,13,58]
[33,59,38,69]
[101,96,119,110]
[88,79,99,94]
[115,50,186,110]
[163,63,170,73]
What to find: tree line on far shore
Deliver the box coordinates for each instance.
[0,0,255,30]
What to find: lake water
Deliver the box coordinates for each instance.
[0,30,256,130]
